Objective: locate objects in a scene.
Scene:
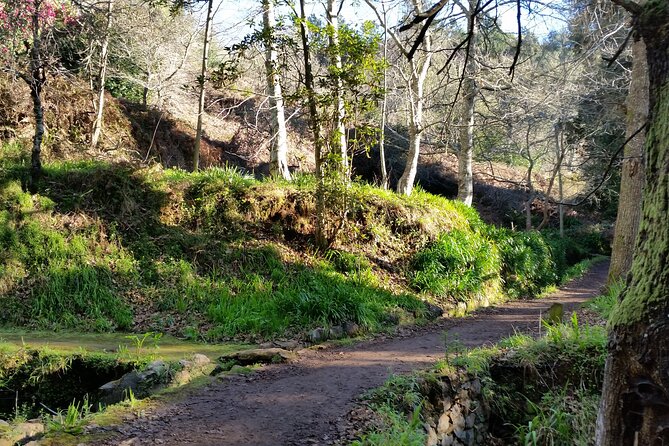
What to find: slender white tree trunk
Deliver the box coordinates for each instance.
[91,0,113,148]
[193,0,214,172]
[378,6,388,189]
[397,72,424,195]
[263,0,291,180]
[327,0,348,173]
[457,2,478,206]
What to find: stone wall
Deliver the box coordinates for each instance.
[419,372,490,446]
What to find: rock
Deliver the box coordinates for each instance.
[16,422,44,438]
[99,360,171,405]
[425,302,444,319]
[0,419,8,427]
[259,341,274,349]
[191,353,211,366]
[309,328,327,343]
[543,303,564,325]
[465,413,476,429]
[275,340,300,350]
[450,405,466,434]
[229,365,249,374]
[424,423,439,446]
[441,436,455,446]
[218,348,296,365]
[470,379,481,395]
[329,325,344,339]
[437,413,451,434]
[343,322,361,336]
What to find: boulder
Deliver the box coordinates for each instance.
[99,360,171,405]
[309,328,327,343]
[425,302,444,319]
[343,322,361,336]
[218,348,296,366]
[329,325,344,339]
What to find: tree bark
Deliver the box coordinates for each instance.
[379,7,389,189]
[193,0,214,172]
[262,0,291,181]
[298,0,326,248]
[596,2,669,444]
[26,0,46,192]
[607,34,648,286]
[326,0,348,174]
[91,0,113,149]
[456,0,479,206]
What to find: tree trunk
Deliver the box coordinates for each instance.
[379,7,389,190]
[456,1,478,206]
[91,0,113,149]
[27,0,46,192]
[326,0,348,174]
[596,2,669,444]
[607,35,648,286]
[193,0,214,172]
[298,0,326,248]
[457,74,475,205]
[396,6,431,196]
[263,0,291,181]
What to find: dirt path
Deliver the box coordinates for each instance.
[94,261,609,446]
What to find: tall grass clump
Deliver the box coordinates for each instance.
[411,229,501,302]
[490,228,557,298]
[585,280,622,320]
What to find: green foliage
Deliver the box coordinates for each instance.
[351,404,426,446]
[411,229,501,302]
[584,281,622,320]
[515,388,599,446]
[491,228,557,298]
[48,398,90,435]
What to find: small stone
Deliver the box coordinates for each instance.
[275,340,300,350]
[329,325,344,339]
[343,322,361,336]
[191,354,211,365]
[425,302,444,319]
[465,413,476,429]
[309,328,326,343]
[470,379,481,395]
[424,423,439,446]
[437,413,451,434]
[450,405,465,433]
[441,436,455,446]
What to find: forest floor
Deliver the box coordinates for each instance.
[92,260,610,446]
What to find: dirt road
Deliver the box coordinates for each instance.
[95,261,609,446]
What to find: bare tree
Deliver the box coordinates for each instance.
[91,0,114,148]
[262,0,291,180]
[193,0,214,171]
[364,0,432,196]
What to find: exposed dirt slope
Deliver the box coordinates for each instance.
[92,261,609,446]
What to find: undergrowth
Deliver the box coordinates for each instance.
[355,316,607,445]
[0,142,608,340]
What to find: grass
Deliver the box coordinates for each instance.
[0,142,609,344]
[584,279,622,320]
[354,315,607,445]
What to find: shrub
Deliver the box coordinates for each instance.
[491,228,557,298]
[411,229,501,302]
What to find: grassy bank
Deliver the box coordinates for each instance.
[1,142,608,341]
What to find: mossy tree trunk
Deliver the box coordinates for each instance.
[596,1,669,444]
[607,32,648,286]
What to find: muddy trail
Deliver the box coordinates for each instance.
[95,261,609,446]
